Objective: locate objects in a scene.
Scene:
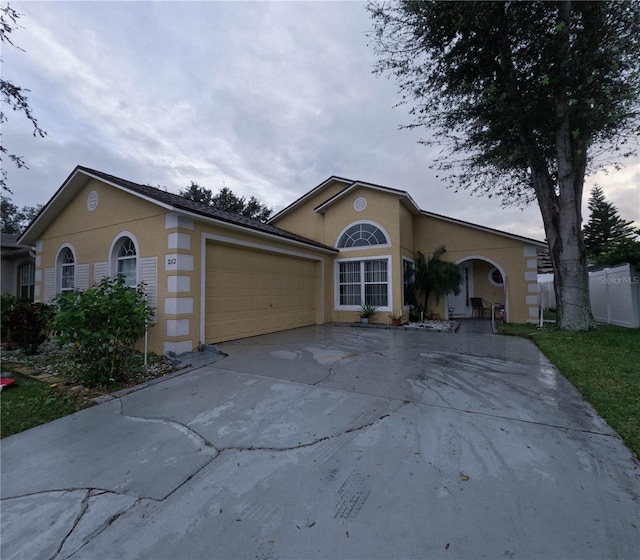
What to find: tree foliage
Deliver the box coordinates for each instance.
[179,182,272,222]
[1,195,41,234]
[0,5,46,192]
[369,1,640,331]
[583,186,640,266]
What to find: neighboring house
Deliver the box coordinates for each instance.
[1,233,36,300]
[19,166,546,355]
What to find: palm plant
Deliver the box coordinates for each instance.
[412,246,463,311]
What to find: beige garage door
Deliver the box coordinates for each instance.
[205,242,317,343]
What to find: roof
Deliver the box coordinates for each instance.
[1,233,32,258]
[19,166,338,253]
[271,175,546,248]
[1,233,22,249]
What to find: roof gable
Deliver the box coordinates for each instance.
[19,166,337,253]
[271,175,545,248]
[312,180,422,215]
[268,176,353,223]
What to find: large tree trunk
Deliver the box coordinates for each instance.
[523,0,596,332]
[527,123,595,331]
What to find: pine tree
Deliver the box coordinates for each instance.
[583,187,637,257]
[583,186,639,266]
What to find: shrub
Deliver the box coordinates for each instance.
[52,276,155,385]
[3,299,54,354]
[1,293,18,341]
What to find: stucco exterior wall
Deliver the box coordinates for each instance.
[33,178,334,355]
[34,180,170,354]
[414,215,538,322]
[270,180,346,245]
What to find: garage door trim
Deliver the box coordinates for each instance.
[200,232,326,344]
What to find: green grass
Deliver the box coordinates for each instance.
[1,372,92,438]
[499,322,640,458]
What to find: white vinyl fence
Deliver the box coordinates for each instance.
[588,264,640,328]
[537,263,640,328]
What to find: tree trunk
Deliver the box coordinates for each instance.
[521,0,595,332]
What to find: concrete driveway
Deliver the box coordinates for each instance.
[2,326,639,559]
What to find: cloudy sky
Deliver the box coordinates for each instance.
[3,0,639,240]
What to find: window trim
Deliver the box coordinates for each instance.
[18,261,35,301]
[109,232,140,288]
[335,221,391,251]
[334,255,392,311]
[402,256,415,309]
[488,267,505,287]
[55,244,76,294]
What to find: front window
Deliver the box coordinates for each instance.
[116,237,137,287]
[18,262,35,301]
[57,247,75,293]
[338,259,389,307]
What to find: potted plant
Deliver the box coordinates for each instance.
[389,312,403,326]
[359,302,379,324]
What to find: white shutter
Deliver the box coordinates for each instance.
[94,261,108,284]
[76,264,90,291]
[44,268,55,302]
[140,256,157,319]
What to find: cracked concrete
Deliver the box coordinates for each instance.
[2,325,639,559]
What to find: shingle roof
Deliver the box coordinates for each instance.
[75,167,337,253]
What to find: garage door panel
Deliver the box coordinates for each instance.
[205,243,316,343]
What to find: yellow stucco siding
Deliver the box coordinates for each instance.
[32,168,543,354]
[414,215,536,322]
[399,204,415,254]
[33,179,333,355]
[35,181,171,354]
[270,180,346,245]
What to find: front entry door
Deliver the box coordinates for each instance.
[447,262,473,318]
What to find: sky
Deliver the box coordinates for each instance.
[3,0,639,241]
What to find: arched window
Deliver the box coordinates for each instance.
[337,223,388,248]
[112,236,138,288]
[57,246,75,293]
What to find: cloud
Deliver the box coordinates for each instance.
[2,0,636,242]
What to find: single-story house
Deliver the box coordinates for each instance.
[19,166,546,355]
[1,233,36,300]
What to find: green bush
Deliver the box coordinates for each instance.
[3,298,53,354]
[1,292,18,341]
[52,276,155,385]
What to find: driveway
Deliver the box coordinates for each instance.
[2,326,639,559]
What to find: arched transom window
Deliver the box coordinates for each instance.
[337,223,388,248]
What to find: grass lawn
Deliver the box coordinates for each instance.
[1,345,175,438]
[1,372,92,438]
[499,322,640,458]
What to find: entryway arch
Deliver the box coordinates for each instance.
[446,256,508,320]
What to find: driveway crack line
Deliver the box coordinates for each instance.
[115,398,218,452]
[48,489,91,560]
[413,399,617,437]
[216,401,407,454]
[56,498,143,560]
[311,354,358,386]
